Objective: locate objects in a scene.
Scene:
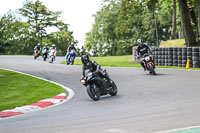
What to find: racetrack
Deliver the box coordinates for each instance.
[0,56,200,133]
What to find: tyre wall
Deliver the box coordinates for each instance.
[132,47,200,68]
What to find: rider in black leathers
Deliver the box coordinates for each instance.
[81,55,112,86]
[136,39,151,71]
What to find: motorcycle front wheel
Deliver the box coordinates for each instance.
[149,64,156,75]
[87,84,100,101]
[109,80,118,96]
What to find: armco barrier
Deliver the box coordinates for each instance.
[132,47,200,68]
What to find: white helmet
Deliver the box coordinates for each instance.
[37,43,40,46]
[52,44,55,47]
[137,39,142,43]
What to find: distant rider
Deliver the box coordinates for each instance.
[66,43,77,59]
[33,43,41,56]
[81,55,112,86]
[42,43,49,54]
[49,44,56,58]
[80,46,86,56]
[136,39,151,71]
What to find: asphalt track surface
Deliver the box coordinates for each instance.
[0,56,200,133]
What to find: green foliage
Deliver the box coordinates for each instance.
[0,0,75,55]
[85,0,170,56]
[19,0,62,44]
[85,0,120,56]
[85,0,200,56]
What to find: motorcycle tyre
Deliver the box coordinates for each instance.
[109,80,118,96]
[87,84,100,101]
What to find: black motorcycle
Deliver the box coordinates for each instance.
[80,70,118,101]
[42,49,48,61]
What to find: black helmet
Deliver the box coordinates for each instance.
[80,48,86,56]
[81,55,89,65]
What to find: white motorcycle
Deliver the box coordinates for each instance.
[49,49,56,63]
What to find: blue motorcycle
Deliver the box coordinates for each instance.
[66,50,76,65]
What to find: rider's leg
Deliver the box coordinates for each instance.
[140,60,146,71]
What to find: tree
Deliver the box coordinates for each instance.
[45,23,75,56]
[19,0,62,44]
[178,0,198,46]
[85,0,120,56]
[171,0,177,39]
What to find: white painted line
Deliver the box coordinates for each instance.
[2,110,21,112]
[57,93,66,96]
[41,99,62,104]
[13,105,42,113]
[152,125,200,133]
[105,129,125,133]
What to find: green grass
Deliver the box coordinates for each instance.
[160,39,186,47]
[61,55,141,67]
[0,69,65,111]
[61,55,200,70]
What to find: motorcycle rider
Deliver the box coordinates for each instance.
[42,43,49,56]
[49,44,56,58]
[136,39,151,71]
[34,43,41,55]
[81,54,112,87]
[66,43,77,59]
[80,46,86,56]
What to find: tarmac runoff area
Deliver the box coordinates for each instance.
[0,68,74,119]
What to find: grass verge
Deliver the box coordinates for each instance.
[61,55,200,70]
[0,69,65,111]
[159,39,186,47]
[61,55,141,67]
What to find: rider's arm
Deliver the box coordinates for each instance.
[146,45,151,54]
[136,47,140,57]
[92,61,101,71]
[74,47,77,52]
[82,66,86,77]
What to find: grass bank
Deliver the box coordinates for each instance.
[159,39,186,47]
[0,69,65,111]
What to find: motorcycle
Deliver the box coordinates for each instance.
[49,49,56,63]
[141,54,156,75]
[34,50,40,59]
[42,49,48,61]
[80,69,118,101]
[66,50,76,65]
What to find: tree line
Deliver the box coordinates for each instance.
[0,0,76,55]
[85,0,200,56]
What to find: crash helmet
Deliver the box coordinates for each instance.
[71,43,75,47]
[52,44,55,48]
[81,54,90,65]
[37,43,41,46]
[137,39,143,46]
[45,43,48,47]
[80,47,86,56]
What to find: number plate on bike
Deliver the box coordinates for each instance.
[145,56,150,61]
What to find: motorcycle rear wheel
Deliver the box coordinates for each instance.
[87,84,100,101]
